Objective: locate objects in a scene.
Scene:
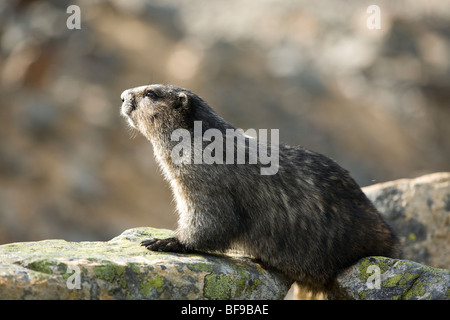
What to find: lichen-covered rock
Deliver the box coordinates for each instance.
[363,172,450,269]
[333,256,450,300]
[0,227,291,300]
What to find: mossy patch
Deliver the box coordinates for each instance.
[408,233,417,241]
[93,262,127,288]
[355,256,391,283]
[139,274,166,296]
[403,281,427,300]
[383,273,402,287]
[25,259,68,275]
[204,273,233,300]
[186,262,214,273]
[135,227,174,240]
[233,266,262,298]
[25,260,55,274]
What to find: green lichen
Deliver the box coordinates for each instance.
[355,256,390,283]
[204,273,233,300]
[26,259,68,275]
[137,227,174,239]
[26,260,54,274]
[220,260,265,298]
[247,279,262,296]
[383,273,403,287]
[187,262,214,273]
[93,262,127,288]
[140,274,165,296]
[362,259,448,300]
[403,281,427,300]
[398,264,447,300]
[408,233,417,241]
[235,270,250,297]
[128,262,143,275]
[235,269,263,298]
[359,289,371,300]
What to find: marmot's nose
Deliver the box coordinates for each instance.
[121,90,130,103]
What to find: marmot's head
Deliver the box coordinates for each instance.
[121,84,192,141]
[121,84,233,143]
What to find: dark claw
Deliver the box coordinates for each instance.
[140,237,190,253]
[141,238,158,248]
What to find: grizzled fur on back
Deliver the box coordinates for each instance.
[120,84,400,295]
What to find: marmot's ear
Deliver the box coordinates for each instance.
[176,92,189,109]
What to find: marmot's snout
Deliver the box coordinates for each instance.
[120,90,138,129]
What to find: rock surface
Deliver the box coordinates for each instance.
[363,172,450,269]
[0,227,291,300]
[333,256,450,300]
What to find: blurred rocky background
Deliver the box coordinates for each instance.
[0,0,449,244]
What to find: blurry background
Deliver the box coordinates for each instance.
[0,0,449,244]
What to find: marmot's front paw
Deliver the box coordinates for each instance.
[141,237,189,253]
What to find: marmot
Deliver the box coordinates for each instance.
[120,84,399,296]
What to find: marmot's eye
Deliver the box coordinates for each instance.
[144,91,158,99]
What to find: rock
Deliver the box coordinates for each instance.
[330,172,450,300]
[326,173,450,300]
[0,227,291,300]
[333,256,450,300]
[363,172,450,269]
